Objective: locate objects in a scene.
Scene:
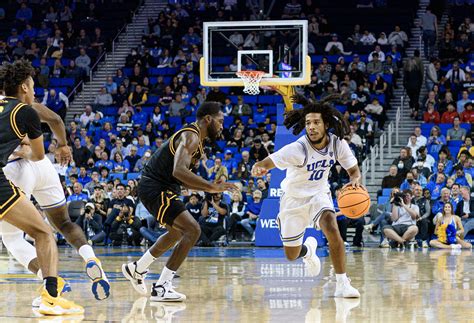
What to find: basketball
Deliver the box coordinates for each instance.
[337,186,371,219]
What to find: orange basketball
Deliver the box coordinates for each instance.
[337,186,371,219]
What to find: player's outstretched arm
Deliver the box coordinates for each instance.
[173,132,238,193]
[251,157,276,177]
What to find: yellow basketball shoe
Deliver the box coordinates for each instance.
[32,277,72,308]
[85,257,111,300]
[38,288,84,316]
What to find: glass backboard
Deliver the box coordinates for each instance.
[200,20,310,87]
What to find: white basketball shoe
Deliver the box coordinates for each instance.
[303,237,321,277]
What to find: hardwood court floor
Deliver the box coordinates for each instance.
[0,246,473,322]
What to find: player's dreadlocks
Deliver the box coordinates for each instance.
[0,59,35,97]
[283,94,350,139]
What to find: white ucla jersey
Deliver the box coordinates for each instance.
[269,133,357,198]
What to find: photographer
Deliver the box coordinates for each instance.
[110,205,142,246]
[75,202,106,245]
[383,190,420,248]
[198,193,228,246]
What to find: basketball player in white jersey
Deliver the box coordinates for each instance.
[0,95,110,302]
[252,95,360,298]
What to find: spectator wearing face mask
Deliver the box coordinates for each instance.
[391,148,414,177]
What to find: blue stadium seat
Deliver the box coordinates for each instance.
[104,107,117,116]
[460,123,472,132]
[224,116,234,128]
[258,95,274,105]
[244,96,258,105]
[448,140,464,147]
[420,123,434,137]
[234,153,242,163]
[146,96,159,105]
[382,188,392,196]
[122,68,133,77]
[184,116,195,124]
[60,58,71,67]
[127,173,140,181]
[450,147,461,158]
[49,78,75,88]
[216,140,226,150]
[335,105,347,114]
[437,123,451,135]
[148,67,161,75]
[229,96,238,104]
[370,94,385,105]
[267,105,277,116]
[142,106,154,115]
[240,116,250,125]
[378,196,389,205]
[35,88,45,96]
[166,67,178,75]
[168,116,182,129]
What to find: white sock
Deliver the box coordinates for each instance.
[336,273,348,283]
[136,250,156,273]
[37,269,43,279]
[157,266,175,285]
[78,245,96,262]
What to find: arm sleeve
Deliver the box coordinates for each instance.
[15,105,42,139]
[337,138,358,170]
[269,141,307,170]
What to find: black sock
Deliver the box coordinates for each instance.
[298,245,308,259]
[44,277,58,297]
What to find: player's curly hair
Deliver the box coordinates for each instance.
[283,94,350,139]
[0,59,35,97]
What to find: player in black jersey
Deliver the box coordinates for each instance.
[0,60,83,315]
[123,101,238,302]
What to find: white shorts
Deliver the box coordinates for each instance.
[2,157,65,210]
[277,192,334,247]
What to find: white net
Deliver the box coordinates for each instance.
[236,71,265,95]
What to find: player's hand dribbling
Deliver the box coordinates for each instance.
[343,179,362,189]
[251,165,268,177]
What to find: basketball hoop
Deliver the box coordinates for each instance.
[236,71,265,95]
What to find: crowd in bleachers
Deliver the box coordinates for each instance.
[0,0,140,119]
[370,2,474,249]
[1,0,472,248]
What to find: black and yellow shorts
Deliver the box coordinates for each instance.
[0,172,23,219]
[139,189,186,226]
